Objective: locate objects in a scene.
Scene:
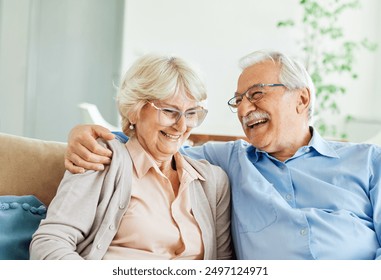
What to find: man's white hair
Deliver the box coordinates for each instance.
[239,50,316,123]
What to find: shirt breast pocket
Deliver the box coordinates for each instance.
[232,185,277,233]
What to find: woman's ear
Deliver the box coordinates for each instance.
[127,111,139,125]
[296,88,310,115]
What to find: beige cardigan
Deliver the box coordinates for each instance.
[30,139,232,260]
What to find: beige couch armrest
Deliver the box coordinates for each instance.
[0,133,66,206]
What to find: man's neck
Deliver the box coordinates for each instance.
[270,127,312,162]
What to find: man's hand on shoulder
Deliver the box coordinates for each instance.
[65,124,115,173]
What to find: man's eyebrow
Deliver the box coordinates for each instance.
[247,83,262,90]
[235,83,262,95]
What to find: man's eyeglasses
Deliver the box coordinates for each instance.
[148,101,208,128]
[227,83,285,112]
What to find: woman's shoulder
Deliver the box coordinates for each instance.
[96,138,127,152]
[183,156,230,205]
[96,138,131,165]
[183,155,228,180]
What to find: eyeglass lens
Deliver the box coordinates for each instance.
[151,102,207,127]
[237,85,265,104]
[228,83,285,112]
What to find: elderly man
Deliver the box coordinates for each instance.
[65,50,381,259]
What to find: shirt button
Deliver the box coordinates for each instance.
[300,228,308,236]
[97,244,102,250]
[119,204,125,209]
[285,194,292,201]
[109,225,115,230]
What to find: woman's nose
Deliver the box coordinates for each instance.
[173,114,188,132]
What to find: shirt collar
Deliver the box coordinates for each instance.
[247,126,339,162]
[126,137,205,181]
[307,127,339,158]
[175,153,206,182]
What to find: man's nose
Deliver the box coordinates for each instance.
[238,96,257,115]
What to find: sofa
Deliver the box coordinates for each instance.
[0,131,243,260]
[0,133,67,259]
[1,131,379,260]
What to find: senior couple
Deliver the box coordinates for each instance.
[30,50,381,260]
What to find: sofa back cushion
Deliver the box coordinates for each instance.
[0,133,66,206]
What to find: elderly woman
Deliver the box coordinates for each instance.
[30,54,232,260]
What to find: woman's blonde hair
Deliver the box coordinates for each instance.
[116,54,207,136]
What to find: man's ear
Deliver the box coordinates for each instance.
[296,88,310,115]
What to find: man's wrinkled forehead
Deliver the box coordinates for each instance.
[237,60,281,91]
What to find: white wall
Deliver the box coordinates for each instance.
[122,0,381,141]
[1,0,380,142]
[0,0,31,136]
[0,0,124,141]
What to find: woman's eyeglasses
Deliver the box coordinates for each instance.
[148,101,208,128]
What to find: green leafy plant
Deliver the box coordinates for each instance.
[277,0,378,138]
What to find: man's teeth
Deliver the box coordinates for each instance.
[248,119,267,127]
[254,119,267,125]
[243,112,270,128]
[162,131,181,139]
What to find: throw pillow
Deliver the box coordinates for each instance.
[0,195,46,260]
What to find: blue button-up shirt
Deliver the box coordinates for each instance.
[114,129,381,259]
[182,128,381,260]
